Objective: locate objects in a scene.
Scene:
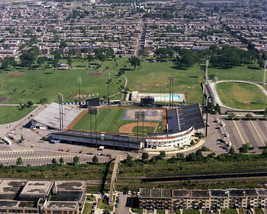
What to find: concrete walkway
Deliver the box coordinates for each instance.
[209,80,267,111]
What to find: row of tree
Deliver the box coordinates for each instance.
[152,45,266,69]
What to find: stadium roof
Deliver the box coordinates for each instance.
[32,102,81,129]
[167,103,204,133]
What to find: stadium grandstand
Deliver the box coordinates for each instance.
[50,104,204,151]
[31,102,81,130]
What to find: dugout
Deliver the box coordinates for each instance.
[140,97,154,106]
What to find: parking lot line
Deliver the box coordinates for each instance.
[250,121,265,146]
[233,120,245,144]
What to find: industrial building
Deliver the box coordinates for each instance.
[0,179,86,214]
[139,188,267,211]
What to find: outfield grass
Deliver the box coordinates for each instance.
[72,107,162,135]
[216,82,267,110]
[0,106,36,124]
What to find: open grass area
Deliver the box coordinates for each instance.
[0,163,110,179]
[97,198,113,211]
[183,209,199,214]
[0,106,36,124]
[72,107,162,135]
[220,209,238,214]
[118,158,267,177]
[83,203,93,214]
[1,57,264,105]
[216,82,267,110]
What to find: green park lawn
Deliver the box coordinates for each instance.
[0,57,265,124]
[0,57,265,105]
[0,106,36,124]
[72,107,162,135]
[216,82,267,110]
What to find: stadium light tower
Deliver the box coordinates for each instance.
[169,76,174,108]
[58,93,64,131]
[77,77,81,109]
[264,60,267,86]
[106,73,110,105]
[205,60,209,82]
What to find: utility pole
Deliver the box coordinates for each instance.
[264,60,267,86]
[58,93,64,131]
[169,76,174,108]
[106,73,110,105]
[205,60,209,82]
[77,77,81,109]
[205,96,210,137]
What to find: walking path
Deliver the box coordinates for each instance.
[209,80,267,111]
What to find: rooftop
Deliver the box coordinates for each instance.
[55,181,85,191]
[20,181,53,197]
[191,190,210,198]
[172,189,191,198]
[229,189,246,197]
[45,201,78,210]
[0,180,26,194]
[210,190,229,198]
[167,103,204,133]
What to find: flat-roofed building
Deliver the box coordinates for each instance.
[139,188,172,210]
[172,189,191,209]
[138,188,267,211]
[0,179,86,214]
[190,190,210,209]
[210,189,229,210]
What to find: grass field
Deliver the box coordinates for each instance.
[0,57,265,105]
[216,82,267,110]
[0,106,36,124]
[72,107,163,135]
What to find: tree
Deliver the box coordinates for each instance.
[228,112,235,120]
[245,113,253,120]
[229,147,235,155]
[125,154,133,166]
[159,151,166,158]
[52,158,57,165]
[53,50,61,60]
[37,57,47,69]
[214,104,221,114]
[20,135,24,142]
[52,58,59,72]
[27,101,33,107]
[73,156,80,165]
[142,153,149,161]
[176,153,184,160]
[129,56,140,69]
[239,143,253,153]
[92,155,98,164]
[16,157,23,166]
[67,58,72,69]
[97,54,106,64]
[59,157,64,165]
[87,54,94,67]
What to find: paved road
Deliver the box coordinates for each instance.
[116,192,131,214]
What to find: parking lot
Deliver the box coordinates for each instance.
[224,119,266,153]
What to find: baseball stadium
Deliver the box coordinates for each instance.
[50,102,205,151]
